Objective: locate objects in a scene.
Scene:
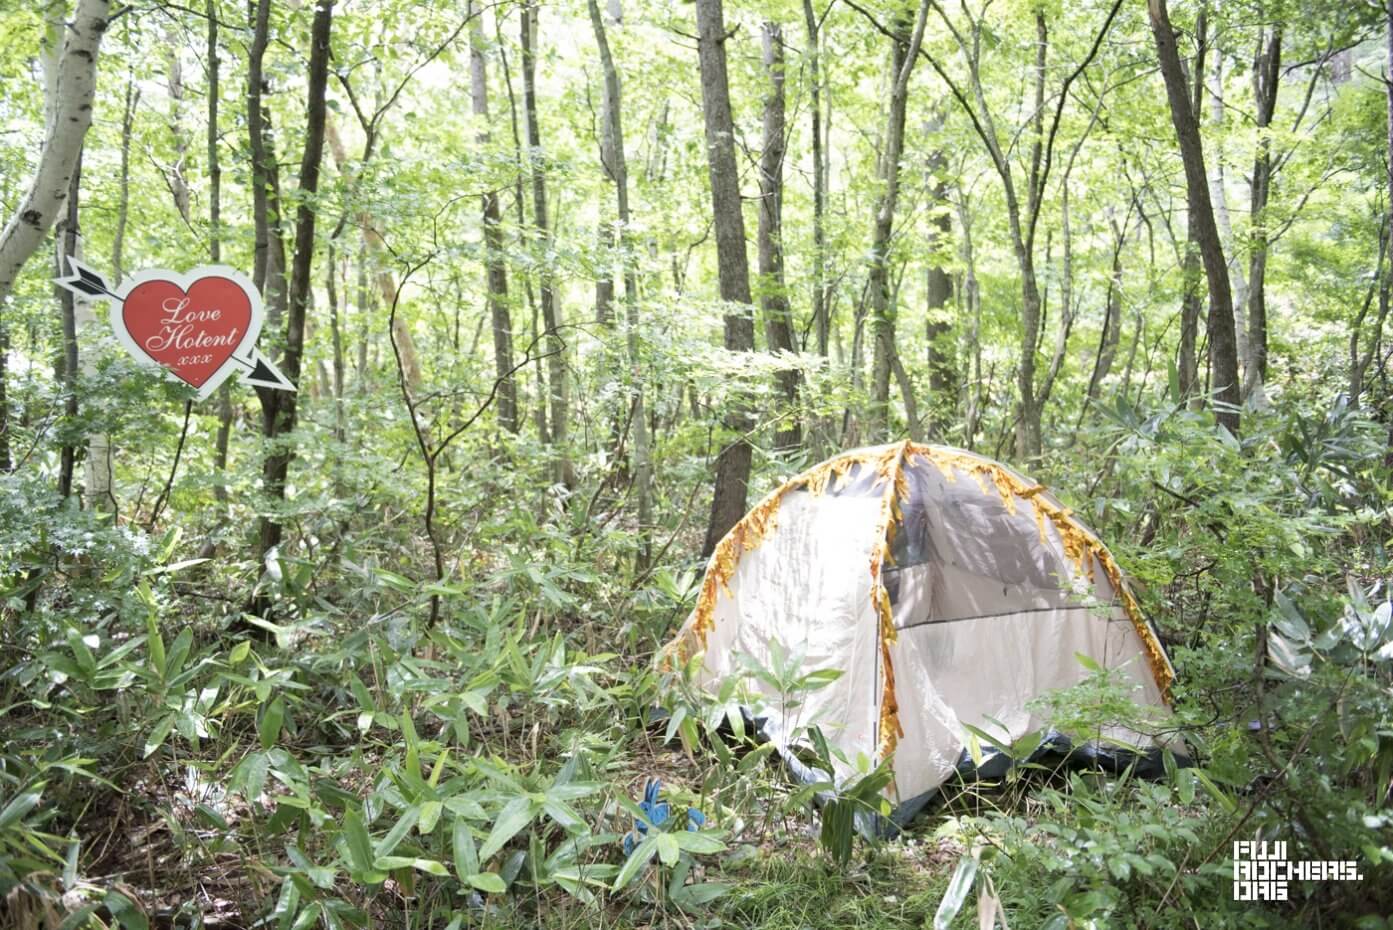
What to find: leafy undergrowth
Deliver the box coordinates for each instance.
[4,399,1393,929]
[0,572,964,930]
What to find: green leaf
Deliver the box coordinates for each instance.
[289,903,322,930]
[1011,728,1043,760]
[1217,423,1239,450]
[415,852,448,874]
[1272,591,1311,641]
[236,751,269,801]
[143,714,176,758]
[467,872,507,894]
[541,798,584,832]
[656,832,680,866]
[349,673,376,711]
[104,890,150,930]
[272,876,300,930]
[1267,629,1312,679]
[737,742,777,772]
[66,627,96,673]
[674,830,726,855]
[145,610,166,678]
[401,710,421,780]
[229,641,251,665]
[428,749,450,788]
[343,811,375,872]
[0,789,42,829]
[372,568,416,592]
[965,730,984,769]
[164,627,193,680]
[933,854,978,930]
[613,833,659,890]
[259,697,285,751]
[63,834,80,889]
[1176,767,1196,805]
[374,856,447,876]
[962,722,1011,757]
[286,845,335,889]
[459,689,489,715]
[479,796,537,861]
[374,806,420,858]
[670,881,731,908]
[1193,768,1237,814]
[453,816,480,878]
[56,905,99,930]
[418,800,443,835]
[195,803,230,831]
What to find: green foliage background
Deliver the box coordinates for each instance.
[2,0,1392,927]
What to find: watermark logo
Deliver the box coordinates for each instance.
[1233,841,1363,901]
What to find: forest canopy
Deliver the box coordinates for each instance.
[1,0,1391,927]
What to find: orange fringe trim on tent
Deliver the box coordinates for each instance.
[662,445,899,669]
[869,442,909,761]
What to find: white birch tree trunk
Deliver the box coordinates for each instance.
[0,0,110,304]
[75,246,114,511]
[1206,55,1251,384]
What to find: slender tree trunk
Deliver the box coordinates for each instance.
[54,154,81,500]
[595,223,615,325]
[0,314,8,472]
[1121,308,1144,399]
[890,345,923,441]
[521,1,572,486]
[207,0,233,506]
[1085,216,1125,412]
[958,196,982,448]
[1207,54,1250,376]
[163,20,192,226]
[1040,198,1075,417]
[867,3,929,438]
[254,0,334,565]
[355,238,371,391]
[471,3,518,434]
[1014,266,1043,452]
[112,75,136,282]
[757,22,802,452]
[588,0,651,565]
[496,17,545,441]
[1178,210,1202,403]
[327,244,346,441]
[1011,14,1050,458]
[1177,27,1206,406]
[696,0,756,557]
[248,0,287,309]
[1148,0,1240,433]
[924,125,955,438]
[1386,0,1393,467]
[1246,26,1281,404]
[592,0,617,335]
[803,0,829,359]
[324,121,423,394]
[1348,221,1388,406]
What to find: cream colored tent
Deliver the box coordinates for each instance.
[663,441,1176,815]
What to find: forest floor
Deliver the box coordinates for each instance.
[35,677,967,930]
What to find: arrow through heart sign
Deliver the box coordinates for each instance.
[56,259,295,398]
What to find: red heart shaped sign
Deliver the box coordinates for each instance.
[112,267,263,398]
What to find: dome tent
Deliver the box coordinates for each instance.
[662,441,1177,823]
